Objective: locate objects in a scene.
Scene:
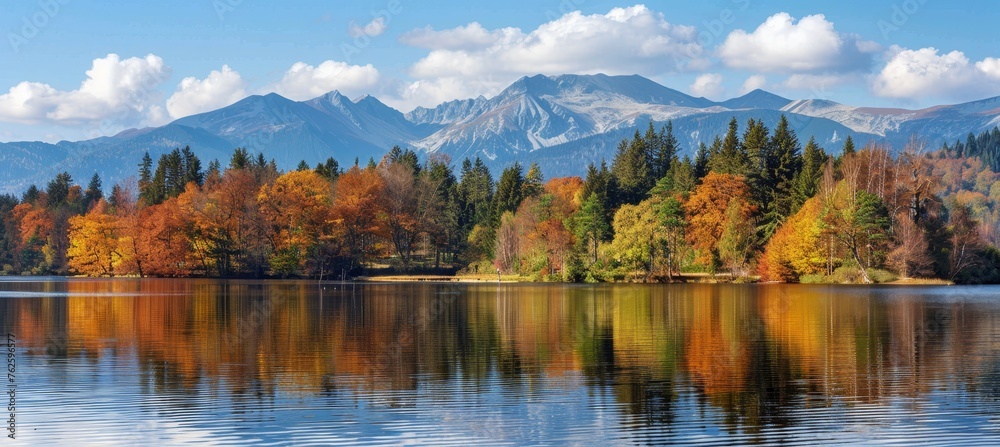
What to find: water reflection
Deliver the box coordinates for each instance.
[2,280,1000,445]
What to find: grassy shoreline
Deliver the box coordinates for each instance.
[883,277,955,285]
[354,274,524,283]
[4,272,954,285]
[353,272,955,285]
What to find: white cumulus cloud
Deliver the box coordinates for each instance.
[718,13,877,73]
[349,17,387,38]
[740,75,767,94]
[392,5,704,110]
[166,65,246,119]
[975,57,1000,80]
[0,82,60,123]
[272,60,381,101]
[871,46,1000,102]
[394,76,507,111]
[0,53,170,127]
[400,22,506,51]
[408,5,701,78]
[690,73,724,99]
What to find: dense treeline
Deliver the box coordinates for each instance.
[2,118,999,283]
[943,126,1000,173]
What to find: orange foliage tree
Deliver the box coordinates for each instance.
[135,196,197,277]
[11,202,55,273]
[684,172,755,271]
[496,180,581,277]
[13,203,53,243]
[330,166,385,270]
[378,162,425,267]
[180,170,270,276]
[543,177,584,215]
[258,170,334,276]
[108,183,144,277]
[530,182,581,275]
[535,217,574,275]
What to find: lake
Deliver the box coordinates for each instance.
[1,279,999,446]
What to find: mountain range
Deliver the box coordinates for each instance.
[3,73,1000,194]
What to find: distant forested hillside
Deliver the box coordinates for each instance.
[2,117,998,284]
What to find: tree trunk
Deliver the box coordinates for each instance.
[850,246,873,284]
[592,237,598,264]
[827,235,833,276]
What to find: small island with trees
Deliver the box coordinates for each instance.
[2,116,999,284]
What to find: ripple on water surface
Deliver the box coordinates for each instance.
[2,280,1000,445]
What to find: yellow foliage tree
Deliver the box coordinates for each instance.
[67,200,127,276]
[759,196,826,281]
[609,200,659,279]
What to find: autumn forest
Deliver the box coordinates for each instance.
[2,116,1000,283]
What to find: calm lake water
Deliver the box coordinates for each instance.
[1,279,1000,446]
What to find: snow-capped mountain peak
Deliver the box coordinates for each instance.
[4,73,1000,194]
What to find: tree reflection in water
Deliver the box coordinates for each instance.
[2,279,1000,443]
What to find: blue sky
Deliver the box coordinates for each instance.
[1,0,999,142]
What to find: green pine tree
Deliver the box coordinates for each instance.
[492,162,524,222]
[842,135,856,157]
[83,173,103,210]
[742,118,773,206]
[315,157,340,181]
[573,193,611,264]
[653,121,678,180]
[523,162,543,199]
[581,161,617,225]
[791,136,828,211]
[181,146,204,186]
[709,117,750,176]
[138,152,154,205]
[611,130,652,207]
[45,172,73,208]
[230,147,251,170]
[763,115,803,237]
[694,142,711,180]
[457,157,495,231]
